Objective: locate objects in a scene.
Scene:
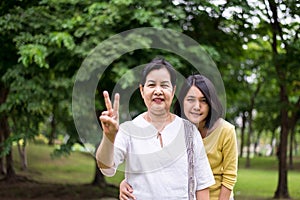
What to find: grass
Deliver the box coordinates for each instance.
[0,143,121,199]
[13,143,96,184]
[8,143,300,200]
[13,143,123,185]
[235,156,300,200]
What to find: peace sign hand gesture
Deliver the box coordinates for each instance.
[99,91,120,142]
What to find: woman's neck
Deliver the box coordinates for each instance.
[198,125,208,139]
[147,111,170,121]
[145,111,173,131]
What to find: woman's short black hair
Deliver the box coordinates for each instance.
[140,57,176,87]
[173,74,223,128]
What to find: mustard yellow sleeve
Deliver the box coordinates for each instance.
[221,124,238,190]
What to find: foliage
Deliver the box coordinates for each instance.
[0,0,299,197]
[0,0,189,157]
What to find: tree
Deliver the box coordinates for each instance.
[263,0,300,198]
[1,1,299,198]
[179,1,299,198]
[0,0,188,185]
[0,0,85,180]
[236,0,300,198]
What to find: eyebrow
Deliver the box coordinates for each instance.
[186,95,206,99]
[146,80,171,84]
[161,81,171,84]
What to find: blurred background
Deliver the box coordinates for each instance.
[0,0,299,199]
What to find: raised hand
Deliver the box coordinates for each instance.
[99,91,120,141]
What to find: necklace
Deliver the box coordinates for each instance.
[145,112,172,148]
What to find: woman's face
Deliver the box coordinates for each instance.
[140,68,175,115]
[183,86,209,128]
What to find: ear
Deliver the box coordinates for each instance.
[139,84,144,99]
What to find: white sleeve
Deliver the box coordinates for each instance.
[193,128,215,190]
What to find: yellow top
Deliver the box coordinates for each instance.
[203,118,238,200]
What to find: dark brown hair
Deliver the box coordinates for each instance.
[140,57,176,87]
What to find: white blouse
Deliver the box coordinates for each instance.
[101,114,214,200]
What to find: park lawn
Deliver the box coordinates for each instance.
[13,143,123,185]
[13,143,96,184]
[235,157,300,200]
[11,143,300,200]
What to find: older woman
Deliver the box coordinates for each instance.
[119,74,238,200]
[96,59,214,200]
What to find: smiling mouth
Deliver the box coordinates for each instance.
[153,98,164,103]
[190,112,202,116]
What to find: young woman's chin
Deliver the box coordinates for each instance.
[187,116,200,125]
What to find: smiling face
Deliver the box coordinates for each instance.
[140,67,175,116]
[183,86,209,128]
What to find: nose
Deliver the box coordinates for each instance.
[154,86,163,95]
[193,101,201,110]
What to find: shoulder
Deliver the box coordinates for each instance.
[217,119,236,139]
[119,121,133,129]
[120,113,146,129]
[220,119,235,130]
[213,118,234,131]
[209,118,236,138]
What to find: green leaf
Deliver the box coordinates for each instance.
[49,32,75,50]
[18,44,49,68]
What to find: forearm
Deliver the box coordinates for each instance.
[196,188,209,200]
[218,185,231,200]
[96,135,115,169]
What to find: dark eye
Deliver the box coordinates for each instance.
[187,98,196,102]
[147,83,155,87]
[200,98,207,104]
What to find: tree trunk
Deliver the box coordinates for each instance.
[2,115,16,179]
[295,134,298,156]
[288,127,294,170]
[239,112,246,158]
[48,111,56,146]
[270,128,277,156]
[17,139,28,171]
[272,43,290,199]
[245,82,261,167]
[245,110,252,168]
[274,96,290,199]
[0,83,15,178]
[254,130,262,156]
[0,129,5,175]
[265,0,291,198]
[288,101,300,168]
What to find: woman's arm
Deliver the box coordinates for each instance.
[218,185,232,200]
[196,188,210,200]
[119,179,136,200]
[221,125,238,192]
[96,91,120,170]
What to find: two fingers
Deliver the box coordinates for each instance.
[103,91,119,116]
[100,91,119,129]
